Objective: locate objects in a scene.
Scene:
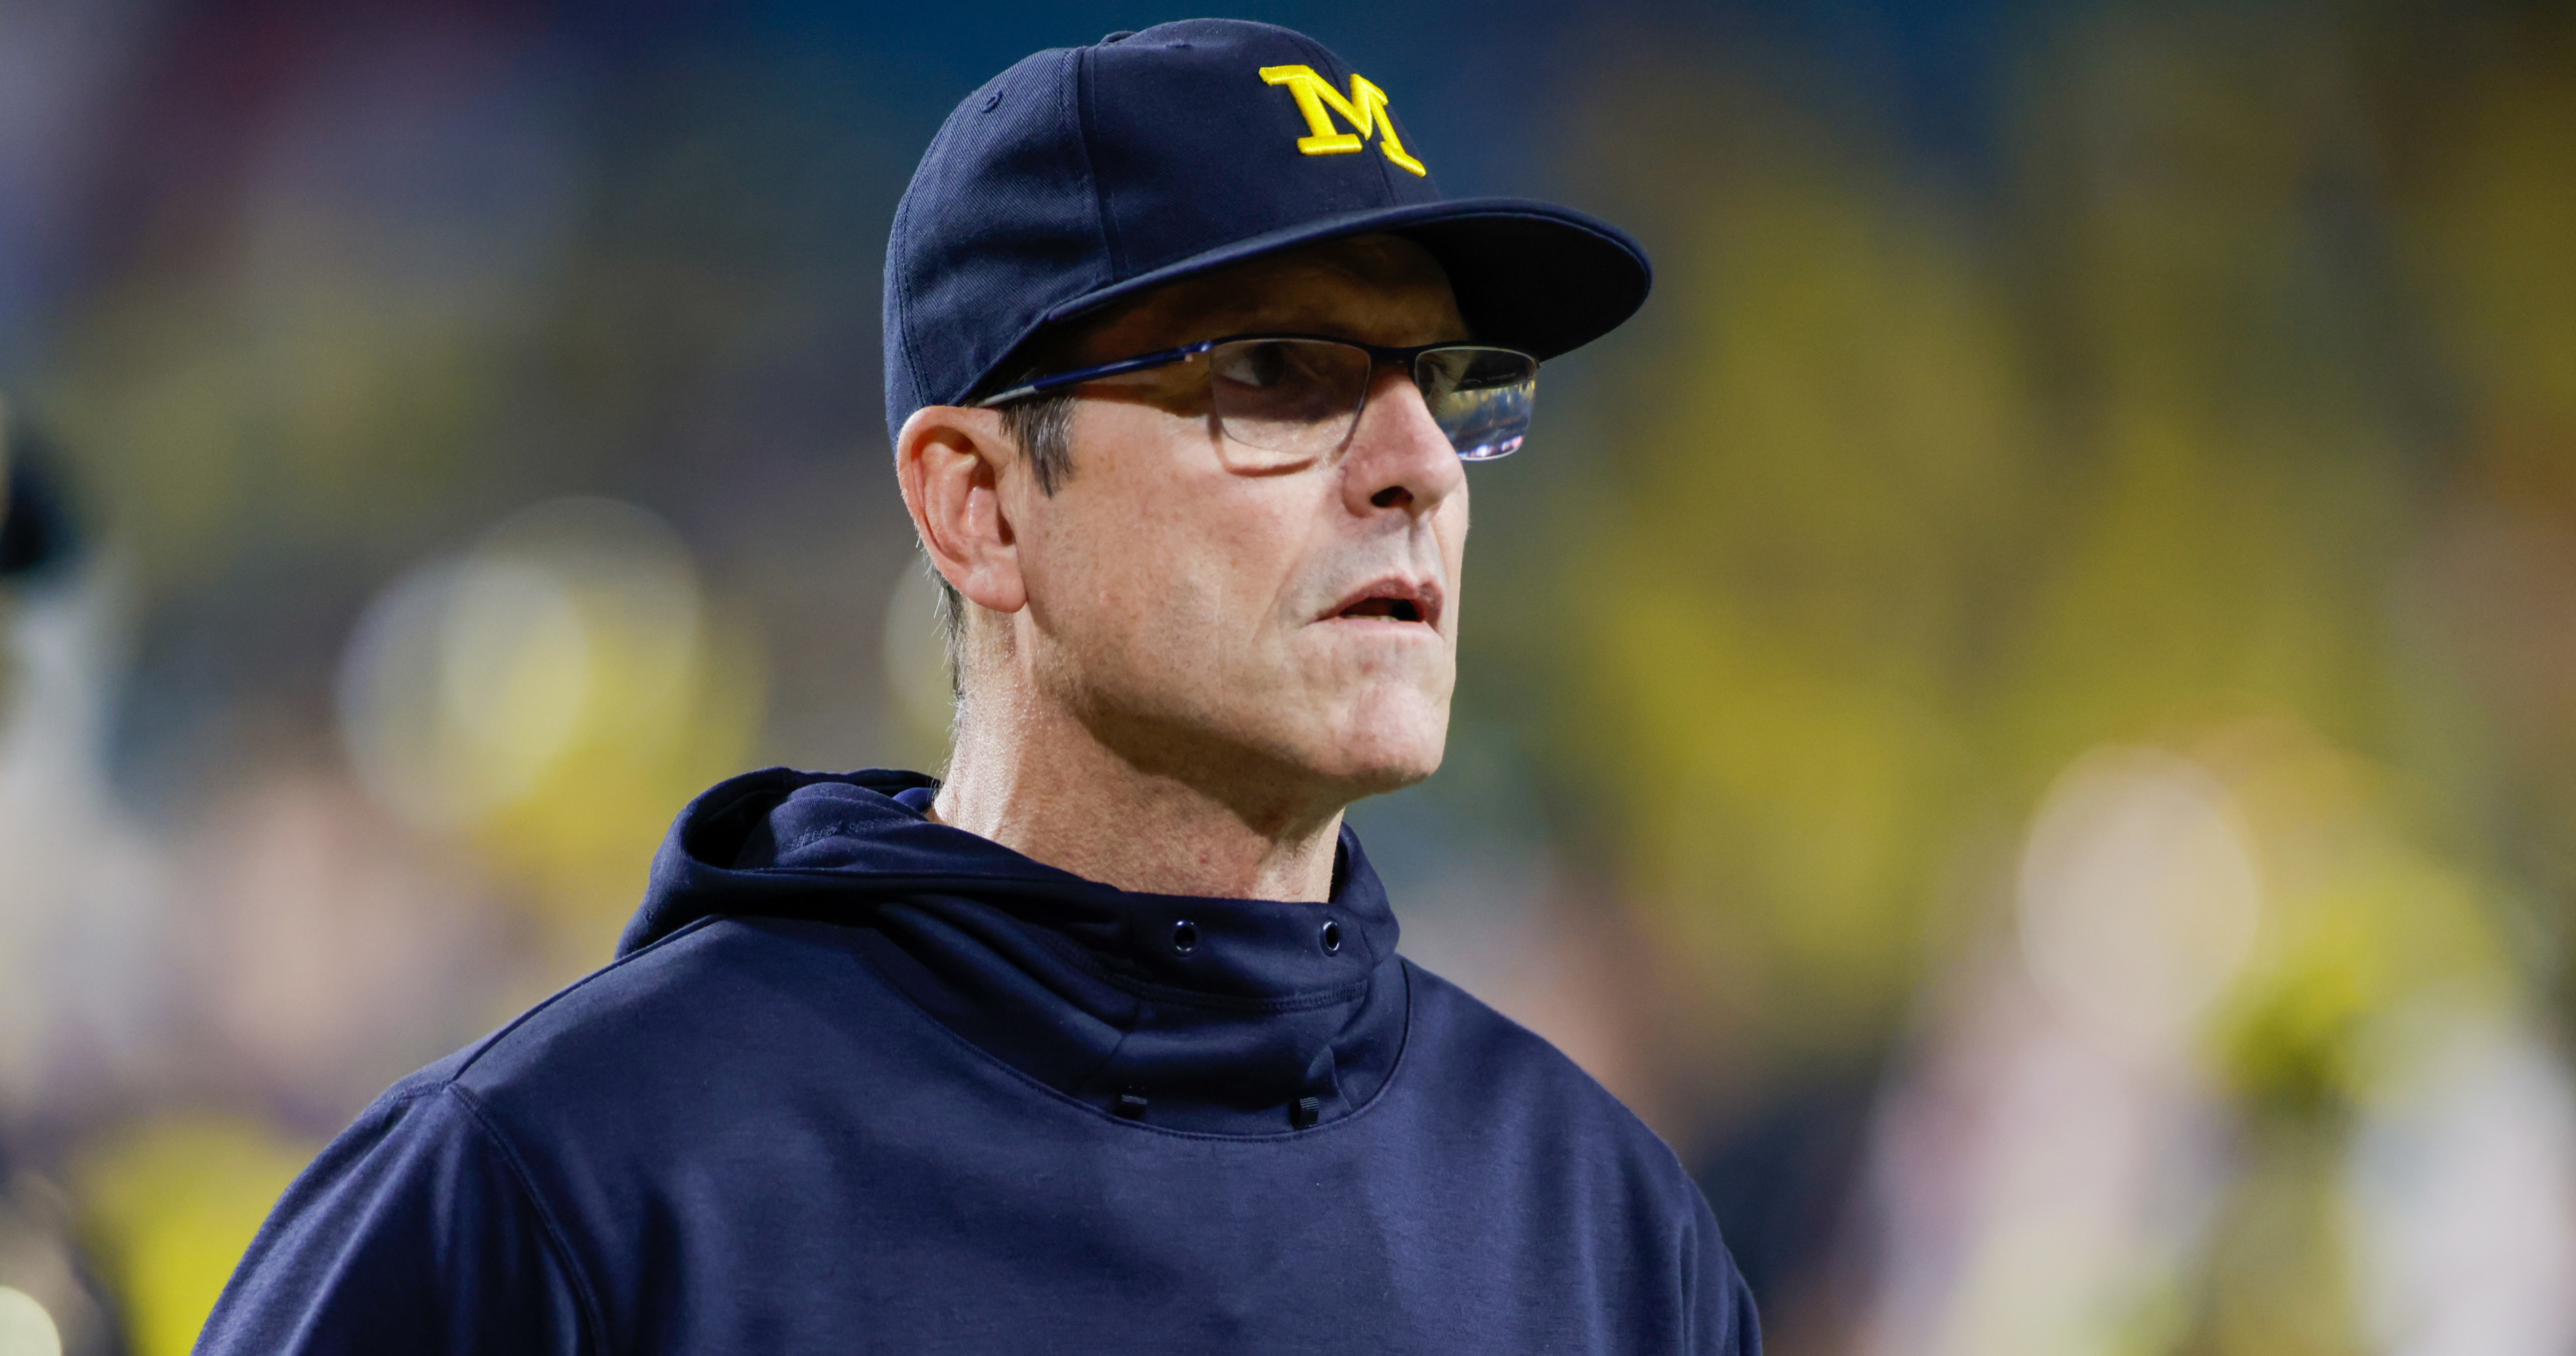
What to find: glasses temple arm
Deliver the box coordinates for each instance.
[970,340,1216,407]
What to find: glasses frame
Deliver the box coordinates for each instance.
[971,332,1539,459]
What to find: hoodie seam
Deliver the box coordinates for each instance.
[696,875,1385,1014]
[1066,991,1146,1095]
[849,932,1416,1143]
[457,915,722,1081]
[1005,914,1372,1013]
[439,1083,611,1350]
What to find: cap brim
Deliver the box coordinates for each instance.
[1031,197,1651,367]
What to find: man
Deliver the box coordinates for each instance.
[202,19,1756,1354]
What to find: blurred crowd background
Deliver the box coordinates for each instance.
[1,0,2573,1353]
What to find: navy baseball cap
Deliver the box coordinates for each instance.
[883,18,1652,447]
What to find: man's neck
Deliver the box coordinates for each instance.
[929,694,1346,903]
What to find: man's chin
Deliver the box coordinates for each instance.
[1337,759,1438,801]
[1306,718,1447,799]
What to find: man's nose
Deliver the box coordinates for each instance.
[1342,364,1464,517]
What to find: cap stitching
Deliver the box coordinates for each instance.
[1073,43,1123,280]
[888,151,928,422]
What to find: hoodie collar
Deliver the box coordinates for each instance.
[621,768,1409,1136]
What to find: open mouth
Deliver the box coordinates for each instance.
[1325,578,1442,629]
[1338,597,1424,622]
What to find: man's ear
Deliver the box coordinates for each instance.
[895,405,1028,616]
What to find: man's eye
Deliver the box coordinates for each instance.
[1213,342,1290,388]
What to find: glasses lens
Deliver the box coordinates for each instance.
[1207,338,1372,458]
[1416,347,1537,460]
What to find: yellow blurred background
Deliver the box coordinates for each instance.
[2,2,2573,1353]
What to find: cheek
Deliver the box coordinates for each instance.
[1027,415,1308,675]
[1438,492,1470,629]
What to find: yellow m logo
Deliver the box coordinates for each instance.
[1257,64,1428,176]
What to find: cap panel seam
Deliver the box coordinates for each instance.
[888,157,929,412]
[1074,44,1123,283]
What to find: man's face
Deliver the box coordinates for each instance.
[1008,235,1470,814]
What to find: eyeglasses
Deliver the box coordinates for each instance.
[974,334,1539,462]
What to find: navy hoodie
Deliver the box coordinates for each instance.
[200,770,1758,1354]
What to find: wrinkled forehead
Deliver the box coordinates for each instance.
[1069,234,1468,363]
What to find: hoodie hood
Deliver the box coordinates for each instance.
[618,767,1409,1135]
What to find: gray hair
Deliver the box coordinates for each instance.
[930,386,1078,697]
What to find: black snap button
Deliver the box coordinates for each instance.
[1320,920,1343,955]
[1169,920,1199,955]
[981,91,1003,113]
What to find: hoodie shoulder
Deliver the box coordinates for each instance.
[442,914,891,1117]
[199,1077,597,1354]
[1401,958,1676,1156]
[1397,959,1760,1353]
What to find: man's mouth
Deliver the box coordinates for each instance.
[1325,578,1443,629]
[1341,597,1424,622]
